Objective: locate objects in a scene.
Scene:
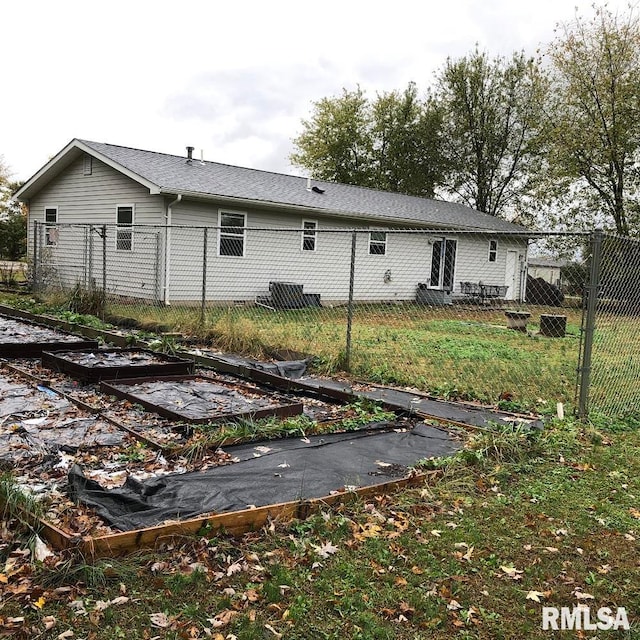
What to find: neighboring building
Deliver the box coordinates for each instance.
[528,257,564,289]
[14,139,532,305]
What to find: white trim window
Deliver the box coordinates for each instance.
[218,210,246,257]
[302,220,317,251]
[488,239,498,262]
[369,230,387,255]
[44,206,58,246]
[116,204,134,251]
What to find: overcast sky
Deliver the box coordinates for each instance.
[2,0,634,184]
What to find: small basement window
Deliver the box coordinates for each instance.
[488,239,498,262]
[302,220,317,251]
[219,211,246,257]
[369,231,387,255]
[116,205,134,251]
[45,206,58,246]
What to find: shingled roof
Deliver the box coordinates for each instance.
[16,139,529,233]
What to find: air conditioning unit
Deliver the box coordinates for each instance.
[269,282,305,309]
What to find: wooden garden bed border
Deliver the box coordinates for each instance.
[4,472,435,558]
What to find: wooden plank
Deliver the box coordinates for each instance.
[80,472,433,557]
[0,499,77,551]
[0,360,168,451]
[100,375,305,425]
[0,304,136,348]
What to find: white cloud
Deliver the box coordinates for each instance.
[2,0,632,182]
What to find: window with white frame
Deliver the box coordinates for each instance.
[219,211,246,256]
[302,220,317,251]
[116,205,134,251]
[83,155,93,176]
[44,207,58,246]
[369,230,387,255]
[488,239,498,262]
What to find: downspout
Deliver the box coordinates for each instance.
[164,194,182,305]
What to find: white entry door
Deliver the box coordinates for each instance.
[505,251,518,300]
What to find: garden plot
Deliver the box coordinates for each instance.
[68,419,458,532]
[41,348,194,382]
[0,314,98,357]
[100,375,305,424]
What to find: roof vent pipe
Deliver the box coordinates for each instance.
[186,146,194,164]
[306,177,311,191]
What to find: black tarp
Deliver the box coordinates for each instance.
[68,422,458,531]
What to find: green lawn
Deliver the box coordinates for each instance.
[2,419,639,638]
[1,296,639,637]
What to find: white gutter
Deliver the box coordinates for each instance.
[164,194,182,305]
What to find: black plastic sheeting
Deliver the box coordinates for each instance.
[195,352,544,430]
[0,417,125,466]
[68,422,458,531]
[212,354,310,379]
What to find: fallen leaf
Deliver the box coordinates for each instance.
[57,631,74,640]
[34,535,55,562]
[500,565,523,580]
[430,530,442,537]
[43,616,56,630]
[150,612,170,628]
[264,623,282,638]
[526,590,546,602]
[313,542,339,559]
[447,599,462,610]
[207,610,237,628]
[573,590,594,600]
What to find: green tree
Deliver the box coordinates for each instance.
[0,157,26,260]
[545,6,640,236]
[434,48,548,218]
[290,84,446,197]
[371,83,446,197]
[290,87,374,186]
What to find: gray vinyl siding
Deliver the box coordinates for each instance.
[24,158,527,304]
[27,156,164,246]
[27,156,165,301]
[167,201,527,303]
[453,236,528,301]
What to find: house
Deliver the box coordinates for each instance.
[527,257,564,289]
[14,139,532,305]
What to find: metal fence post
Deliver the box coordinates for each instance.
[87,225,94,289]
[577,228,603,418]
[345,231,357,372]
[32,221,39,291]
[102,225,107,318]
[201,227,208,325]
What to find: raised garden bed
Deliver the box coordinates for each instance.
[41,348,194,382]
[100,375,305,424]
[0,315,98,357]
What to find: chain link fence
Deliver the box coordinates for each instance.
[28,222,640,418]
